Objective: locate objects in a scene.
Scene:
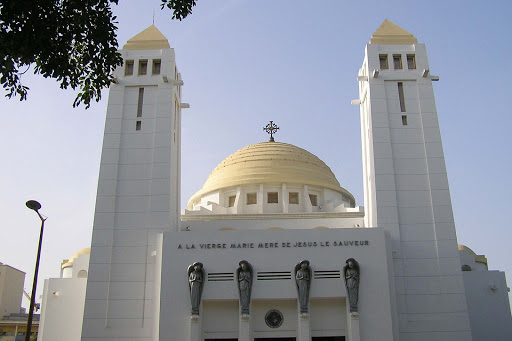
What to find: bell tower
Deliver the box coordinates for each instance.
[81,25,186,341]
[357,20,472,340]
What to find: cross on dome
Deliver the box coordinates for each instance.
[263,121,279,142]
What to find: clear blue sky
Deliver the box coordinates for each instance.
[1,0,511,308]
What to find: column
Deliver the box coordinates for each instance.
[258,184,264,214]
[282,183,288,213]
[239,313,252,341]
[189,315,201,341]
[346,305,360,341]
[297,309,311,341]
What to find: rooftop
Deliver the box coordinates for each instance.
[123,24,170,50]
[370,19,417,45]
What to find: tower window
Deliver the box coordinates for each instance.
[152,59,161,75]
[125,60,134,75]
[138,59,148,75]
[228,195,236,207]
[309,194,318,206]
[137,88,144,117]
[247,193,257,205]
[402,115,408,125]
[407,54,416,69]
[393,54,402,69]
[398,82,406,112]
[379,54,388,69]
[136,121,142,131]
[267,192,278,203]
[289,192,299,204]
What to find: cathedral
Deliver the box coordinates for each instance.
[36,20,512,341]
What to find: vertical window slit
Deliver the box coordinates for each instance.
[309,194,318,206]
[402,115,408,126]
[125,60,134,75]
[152,59,161,75]
[137,88,144,117]
[136,121,142,131]
[398,82,406,112]
[138,60,148,75]
[379,54,388,69]
[174,99,178,129]
[228,195,236,207]
[393,54,402,69]
[407,54,416,69]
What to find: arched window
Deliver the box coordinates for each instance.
[461,265,472,272]
[77,270,88,278]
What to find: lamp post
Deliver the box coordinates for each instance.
[25,200,46,341]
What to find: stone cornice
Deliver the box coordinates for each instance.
[181,211,364,221]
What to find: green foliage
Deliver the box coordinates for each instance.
[161,0,196,21]
[0,0,197,108]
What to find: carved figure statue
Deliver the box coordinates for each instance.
[187,262,204,315]
[294,260,312,314]
[343,258,360,313]
[236,260,253,315]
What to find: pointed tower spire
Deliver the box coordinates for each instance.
[370,19,417,45]
[123,24,170,50]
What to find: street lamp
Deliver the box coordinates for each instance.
[25,200,46,341]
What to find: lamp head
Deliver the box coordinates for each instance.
[26,200,41,212]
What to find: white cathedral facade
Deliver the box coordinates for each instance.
[37,20,512,341]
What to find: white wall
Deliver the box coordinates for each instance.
[158,228,396,340]
[202,300,239,339]
[463,270,512,340]
[37,278,87,341]
[310,298,346,337]
[359,41,472,340]
[189,183,354,215]
[62,253,90,279]
[82,43,182,341]
[183,215,365,232]
[459,250,488,272]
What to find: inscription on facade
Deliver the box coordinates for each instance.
[177,240,370,250]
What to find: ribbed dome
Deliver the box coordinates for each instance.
[188,141,354,207]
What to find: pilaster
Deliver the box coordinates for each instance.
[346,312,360,341]
[239,314,252,341]
[297,312,311,341]
[189,315,201,341]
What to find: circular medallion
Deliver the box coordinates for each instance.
[265,309,283,328]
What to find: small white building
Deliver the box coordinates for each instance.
[37,249,89,341]
[37,20,512,341]
[458,245,512,340]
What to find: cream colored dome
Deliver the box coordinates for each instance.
[458,245,487,265]
[188,141,354,207]
[61,248,90,270]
